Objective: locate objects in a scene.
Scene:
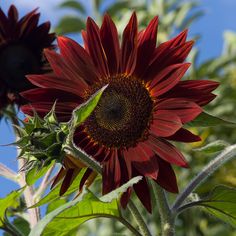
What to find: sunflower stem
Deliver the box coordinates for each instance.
[171,144,236,214]
[8,106,40,228]
[127,200,152,236]
[64,138,102,175]
[150,180,175,236]
[118,216,143,236]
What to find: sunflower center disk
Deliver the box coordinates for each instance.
[0,44,40,92]
[84,75,154,148]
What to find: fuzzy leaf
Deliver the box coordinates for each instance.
[193,140,230,154]
[187,112,235,127]
[29,189,88,236]
[40,190,119,236]
[194,185,236,227]
[72,85,107,127]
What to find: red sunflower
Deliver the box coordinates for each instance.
[21,13,219,212]
[0,5,55,110]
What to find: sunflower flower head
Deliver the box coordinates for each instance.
[21,12,219,212]
[0,5,55,113]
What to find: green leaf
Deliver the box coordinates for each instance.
[41,190,120,236]
[193,140,230,154]
[26,161,55,186]
[56,16,85,35]
[32,168,86,208]
[0,190,22,227]
[72,85,107,127]
[3,217,30,236]
[101,176,142,202]
[187,112,235,127]
[46,198,67,214]
[194,185,236,227]
[59,0,86,14]
[29,189,88,236]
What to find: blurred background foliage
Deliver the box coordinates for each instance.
[54,0,236,235]
[3,0,236,235]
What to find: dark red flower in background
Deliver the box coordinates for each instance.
[0,5,55,111]
[21,13,219,212]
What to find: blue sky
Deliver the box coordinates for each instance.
[0,0,236,232]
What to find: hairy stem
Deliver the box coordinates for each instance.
[65,139,102,175]
[171,144,236,213]
[151,180,175,236]
[118,216,143,236]
[128,200,152,236]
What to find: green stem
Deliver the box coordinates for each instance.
[171,144,236,214]
[150,180,175,236]
[64,139,102,175]
[118,216,143,236]
[128,200,152,236]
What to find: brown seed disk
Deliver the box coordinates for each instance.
[84,75,154,148]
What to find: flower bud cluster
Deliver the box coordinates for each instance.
[15,105,68,171]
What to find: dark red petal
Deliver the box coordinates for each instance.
[120,188,132,209]
[79,168,93,190]
[135,16,158,77]
[128,144,159,179]
[151,111,182,137]
[156,98,202,123]
[148,136,188,167]
[81,30,88,52]
[121,12,138,74]
[145,39,193,81]
[133,175,152,213]
[119,152,132,208]
[21,13,40,38]
[60,168,79,196]
[152,30,188,58]
[150,63,190,97]
[21,88,82,103]
[27,74,84,97]
[166,128,201,143]
[57,36,99,84]
[50,167,66,189]
[155,156,178,193]
[28,21,55,48]
[86,17,109,77]
[100,14,120,75]
[8,5,18,21]
[122,150,133,180]
[0,8,8,31]
[44,49,88,90]
[160,80,219,106]
[102,150,121,194]
[167,29,188,47]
